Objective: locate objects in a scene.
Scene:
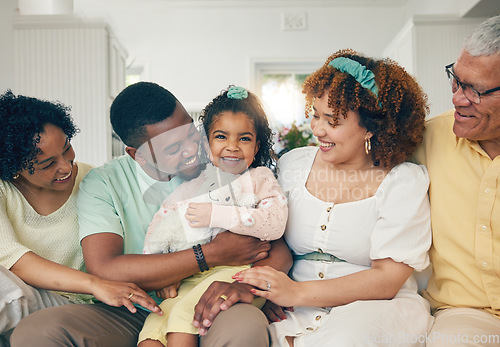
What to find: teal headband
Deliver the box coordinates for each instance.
[227,86,248,100]
[329,57,381,106]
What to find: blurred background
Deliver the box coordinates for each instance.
[1,0,499,166]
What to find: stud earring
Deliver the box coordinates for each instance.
[12,173,19,180]
[365,138,371,155]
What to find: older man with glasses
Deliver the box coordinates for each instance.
[414,15,500,346]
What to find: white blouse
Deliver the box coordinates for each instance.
[278,146,431,292]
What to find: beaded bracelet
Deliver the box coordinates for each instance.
[193,244,209,272]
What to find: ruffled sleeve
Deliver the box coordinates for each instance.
[370,162,431,271]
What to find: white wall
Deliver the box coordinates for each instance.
[413,17,485,115]
[12,17,127,166]
[0,0,17,93]
[3,0,500,122]
[383,16,486,116]
[74,2,406,111]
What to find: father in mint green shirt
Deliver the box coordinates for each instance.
[12,82,291,347]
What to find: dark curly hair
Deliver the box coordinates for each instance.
[0,90,78,181]
[110,82,178,148]
[199,86,276,170]
[303,49,429,168]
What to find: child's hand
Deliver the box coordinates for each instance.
[156,281,181,299]
[262,300,291,323]
[185,203,212,228]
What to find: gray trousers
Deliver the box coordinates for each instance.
[10,301,270,346]
[0,265,70,345]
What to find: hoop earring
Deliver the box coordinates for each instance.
[12,173,19,180]
[365,138,371,155]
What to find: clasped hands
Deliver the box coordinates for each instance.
[192,266,298,335]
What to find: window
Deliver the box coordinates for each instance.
[251,60,321,128]
[261,72,309,126]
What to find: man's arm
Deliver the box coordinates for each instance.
[78,168,271,292]
[82,232,271,292]
[253,238,292,273]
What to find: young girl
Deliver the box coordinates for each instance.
[138,86,288,347]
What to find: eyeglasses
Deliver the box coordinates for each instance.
[445,63,500,104]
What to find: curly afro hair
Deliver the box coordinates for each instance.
[199,85,276,170]
[303,49,429,168]
[0,90,78,181]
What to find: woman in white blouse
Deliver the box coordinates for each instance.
[0,91,161,342]
[234,49,434,346]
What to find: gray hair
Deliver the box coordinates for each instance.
[463,15,500,56]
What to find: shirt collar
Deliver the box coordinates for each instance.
[456,136,491,160]
[134,159,184,205]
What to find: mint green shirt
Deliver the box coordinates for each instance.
[78,155,183,255]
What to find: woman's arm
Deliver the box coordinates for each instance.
[234,258,412,308]
[10,251,162,314]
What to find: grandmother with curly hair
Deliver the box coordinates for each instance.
[233,49,434,346]
[0,90,161,343]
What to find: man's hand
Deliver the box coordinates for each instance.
[193,281,255,336]
[205,232,271,267]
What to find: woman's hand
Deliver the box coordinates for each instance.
[185,202,212,228]
[156,281,181,299]
[193,281,255,336]
[90,277,163,316]
[233,266,300,308]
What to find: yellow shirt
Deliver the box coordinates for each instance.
[414,110,500,316]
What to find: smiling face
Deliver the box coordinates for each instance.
[130,101,203,181]
[311,91,372,168]
[207,111,259,175]
[451,50,500,147]
[17,123,76,191]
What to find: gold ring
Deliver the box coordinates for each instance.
[220,294,228,301]
[127,293,134,300]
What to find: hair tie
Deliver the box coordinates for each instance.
[227,86,248,100]
[329,57,381,107]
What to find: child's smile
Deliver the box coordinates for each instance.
[208,111,259,175]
